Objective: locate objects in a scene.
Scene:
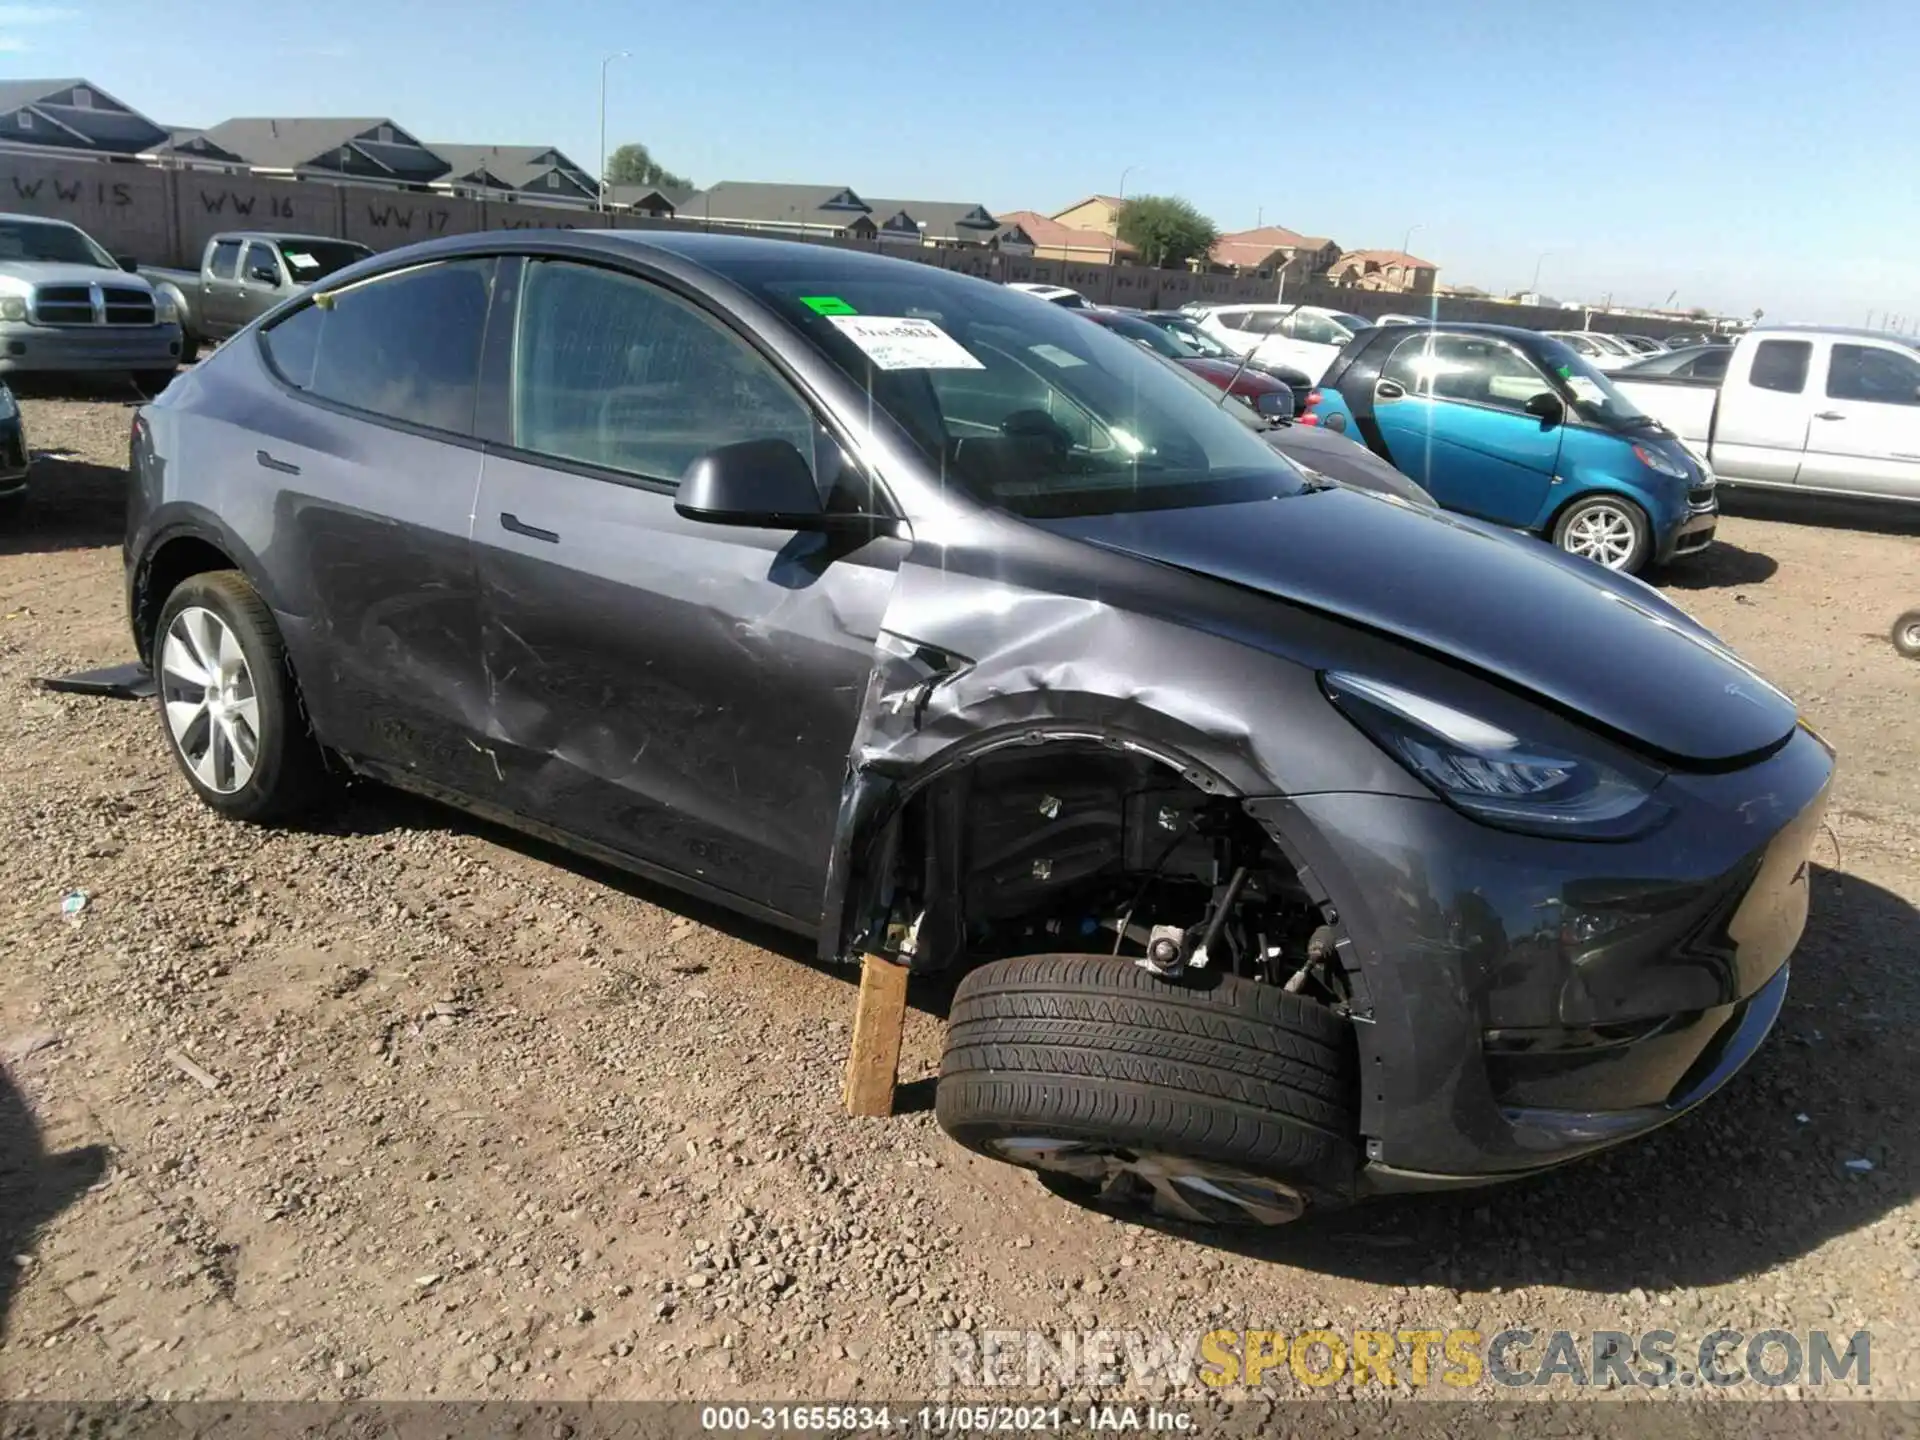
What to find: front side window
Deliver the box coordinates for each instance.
[1749,339,1812,394]
[242,242,279,284]
[510,259,816,486]
[1410,334,1555,413]
[712,253,1310,519]
[259,258,492,435]
[208,239,243,280]
[1826,343,1920,405]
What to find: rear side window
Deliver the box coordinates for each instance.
[1826,343,1920,405]
[260,258,493,435]
[1690,348,1731,381]
[1749,339,1811,394]
[208,239,242,280]
[510,259,815,486]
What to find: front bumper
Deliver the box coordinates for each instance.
[1247,722,1833,1183]
[1657,496,1719,562]
[0,324,183,375]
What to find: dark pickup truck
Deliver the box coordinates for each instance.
[143,233,371,351]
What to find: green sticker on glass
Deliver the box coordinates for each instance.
[801,295,857,316]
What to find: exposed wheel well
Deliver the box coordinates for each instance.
[134,535,236,661]
[866,740,1348,1005]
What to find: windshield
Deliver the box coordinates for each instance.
[1088,312,1196,359]
[1144,315,1233,358]
[1536,337,1653,427]
[0,218,115,268]
[277,240,371,284]
[1327,312,1373,335]
[724,255,1310,518]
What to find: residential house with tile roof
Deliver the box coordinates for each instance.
[1209,225,1341,278]
[993,210,1135,264]
[1328,248,1439,294]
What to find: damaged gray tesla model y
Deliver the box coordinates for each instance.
[125,233,1833,1226]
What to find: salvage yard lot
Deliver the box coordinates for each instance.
[2,388,1918,1403]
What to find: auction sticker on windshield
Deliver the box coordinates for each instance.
[285,252,319,271]
[828,315,983,370]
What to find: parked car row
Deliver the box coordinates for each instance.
[128,229,1832,1231]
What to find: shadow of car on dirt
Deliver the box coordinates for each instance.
[1717,488,1920,539]
[1042,863,1920,1291]
[0,1064,110,1338]
[1656,538,1778,590]
[0,456,132,558]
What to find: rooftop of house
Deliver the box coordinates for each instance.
[863,198,1001,242]
[429,143,591,191]
[163,117,448,178]
[994,209,1136,256]
[1336,248,1439,270]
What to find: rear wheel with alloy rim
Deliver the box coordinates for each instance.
[1553,494,1652,574]
[935,953,1358,1227]
[154,570,327,822]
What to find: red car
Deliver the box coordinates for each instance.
[1078,308,1301,417]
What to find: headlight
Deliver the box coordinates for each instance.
[153,293,179,325]
[0,296,26,322]
[1633,442,1689,479]
[1322,671,1667,840]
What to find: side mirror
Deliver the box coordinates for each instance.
[1252,386,1294,420]
[116,255,139,273]
[676,438,826,528]
[1524,391,1565,425]
[247,264,281,286]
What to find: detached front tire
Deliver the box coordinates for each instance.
[1553,493,1652,574]
[153,570,327,822]
[936,954,1358,1226]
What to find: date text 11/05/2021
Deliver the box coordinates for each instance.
[700,1407,1181,1433]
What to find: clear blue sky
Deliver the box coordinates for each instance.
[8,0,1916,325]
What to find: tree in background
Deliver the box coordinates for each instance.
[1115,195,1220,269]
[604,142,692,193]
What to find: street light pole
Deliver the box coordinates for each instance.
[1401,223,1421,256]
[598,50,631,214]
[1529,250,1552,299]
[1111,164,1139,266]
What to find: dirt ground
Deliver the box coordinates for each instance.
[2,388,1917,1410]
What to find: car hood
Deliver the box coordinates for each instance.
[1030,488,1796,766]
[1180,357,1286,393]
[0,261,149,290]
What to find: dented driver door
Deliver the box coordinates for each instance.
[470,256,905,923]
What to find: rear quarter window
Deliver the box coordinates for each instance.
[1748,340,1812,394]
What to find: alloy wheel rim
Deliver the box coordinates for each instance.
[1563,506,1639,568]
[987,1137,1306,1226]
[160,606,260,794]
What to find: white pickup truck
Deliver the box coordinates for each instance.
[1613,326,1920,505]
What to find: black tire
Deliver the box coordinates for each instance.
[936,954,1358,1222]
[1894,610,1920,660]
[1552,493,1652,574]
[153,569,328,823]
[133,369,177,397]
